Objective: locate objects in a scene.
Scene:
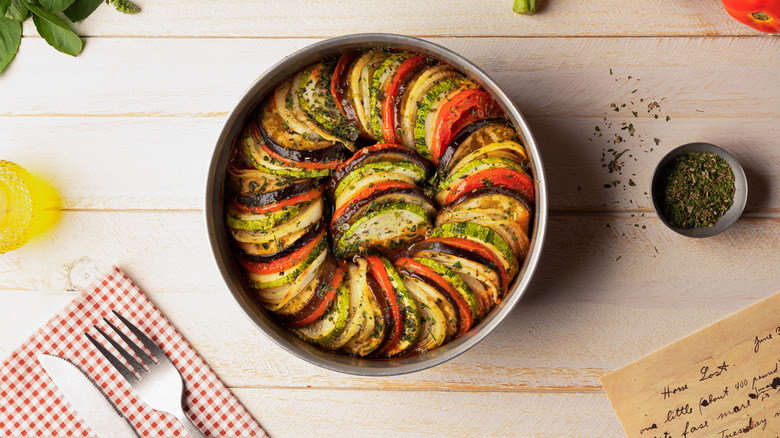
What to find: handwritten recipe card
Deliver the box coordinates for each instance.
[601,293,780,438]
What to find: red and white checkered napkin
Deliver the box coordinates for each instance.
[0,267,269,438]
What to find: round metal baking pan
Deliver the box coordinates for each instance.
[205,33,548,376]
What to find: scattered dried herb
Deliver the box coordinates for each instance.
[662,152,735,228]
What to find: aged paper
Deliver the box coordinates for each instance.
[601,293,780,438]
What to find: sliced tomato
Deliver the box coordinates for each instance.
[445,167,534,206]
[430,90,502,165]
[426,236,508,296]
[366,255,403,356]
[286,260,347,329]
[394,257,473,334]
[233,186,323,215]
[330,180,418,225]
[331,52,358,115]
[381,55,427,144]
[238,227,327,275]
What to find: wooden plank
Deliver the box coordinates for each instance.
[4,116,778,212]
[2,37,777,119]
[233,388,623,438]
[17,0,756,38]
[1,212,776,390]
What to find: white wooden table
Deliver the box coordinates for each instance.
[2,1,778,436]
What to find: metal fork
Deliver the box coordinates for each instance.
[85,310,206,438]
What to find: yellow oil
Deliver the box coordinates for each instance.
[0,161,61,254]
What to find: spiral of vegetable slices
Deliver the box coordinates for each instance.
[225,50,535,357]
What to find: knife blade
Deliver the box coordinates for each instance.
[38,354,139,438]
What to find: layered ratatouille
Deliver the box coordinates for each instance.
[225,49,534,357]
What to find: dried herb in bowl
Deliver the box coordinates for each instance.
[662,152,735,229]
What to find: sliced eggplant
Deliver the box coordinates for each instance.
[439,186,532,235]
[437,118,514,173]
[443,121,519,173]
[233,178,324,209]
[331,51,362,130]
[274,255,338,324]
[228,166,297,198]
[334,202,432,258]
[259,99,336,152]
[242,125,331,178]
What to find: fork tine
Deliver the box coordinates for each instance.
[112,310,166,361]
[84,332,139,382]
[93,325,147,375]
[103,317,155,367]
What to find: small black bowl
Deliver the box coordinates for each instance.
[651,142,747,238]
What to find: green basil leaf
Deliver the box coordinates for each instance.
[4,0,28,20]
[0,17,21,72]
[63,0,101,22]
[0,0,11,17]
[23,0,82,56]
[39,0,76,13]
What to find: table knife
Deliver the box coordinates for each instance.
[38,354,139,438]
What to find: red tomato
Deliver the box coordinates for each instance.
[238,228,326,275]
[381,56,427,144]
[366,255,403,356]
[445,167,534,206]
[430,90,502,164]
[426,237,508,296]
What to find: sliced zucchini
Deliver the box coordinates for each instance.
[273,79,330,143]
[294,282,351,346]
[449,140,528,178]
[369,52,414,141]
[231,197,324,245]
[412,257,480,323]
[274,271,321,317]
[225,202,301,231]
[324,260,369,350]
[334,161,428,209]
[401,274,458,344]
[335,202,432,258]
[428,222,519,277]
[297,60,360,144]
[246,238,327,289]
[414,77,478,160]
[340,259,379,355]
[411,249,496,317]
[399,64,456,150]
[259,99,336,152]
[402,276,448,352]
[255,249,328,311]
